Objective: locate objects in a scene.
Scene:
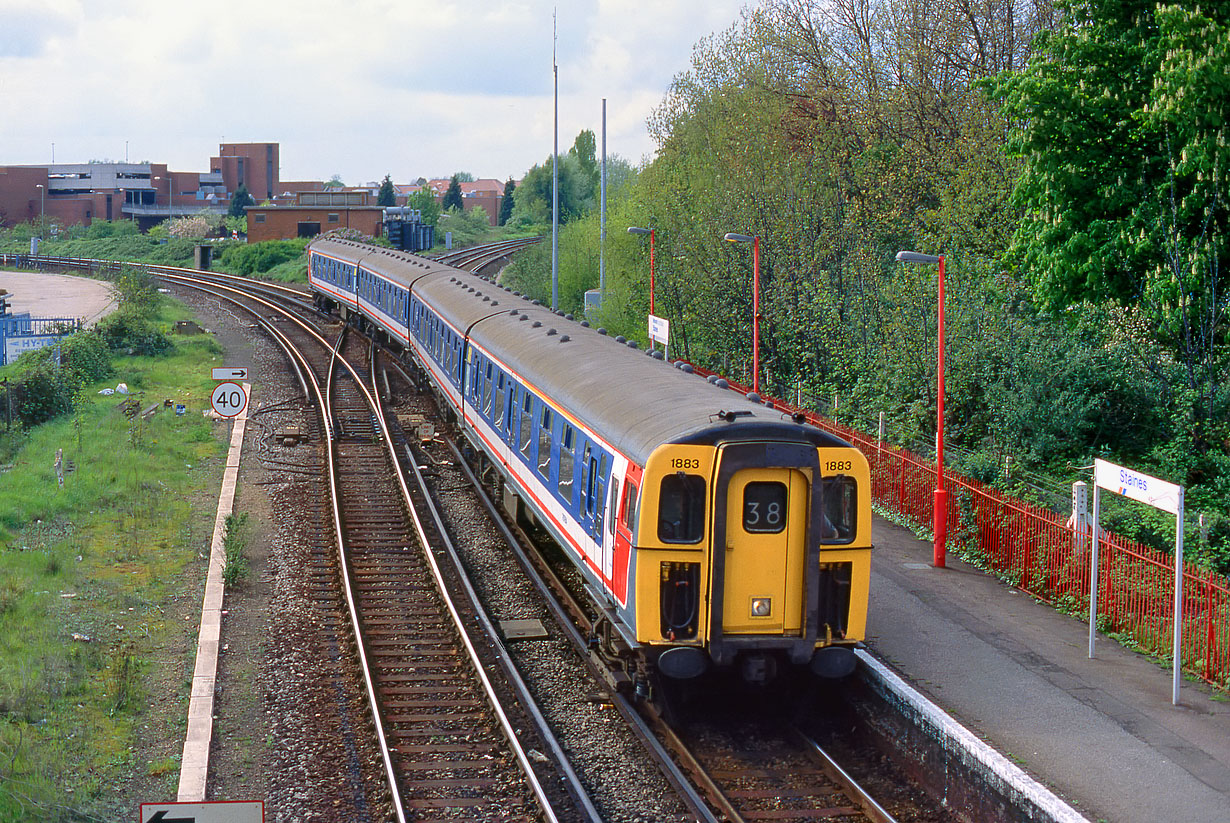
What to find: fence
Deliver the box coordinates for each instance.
[704,371,1230,689]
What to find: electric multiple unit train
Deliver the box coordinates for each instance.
[307,237,872,684]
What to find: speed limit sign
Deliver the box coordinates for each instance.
[210,381,248,418]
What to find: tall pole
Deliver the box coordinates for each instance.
[551,9,559,311]
[895,250,947,568]
[933,255,947,568]
[752,235,761,396]
[723,232,762,395]
[600,99,607,301]
[649,228,656,318]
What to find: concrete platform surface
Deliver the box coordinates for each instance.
[865,516,1230,823]
[0,271,117,325]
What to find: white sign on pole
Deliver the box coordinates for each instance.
[1094,459,1182,515]
[211,367,249,381]
[648,314,669,346]
[140,800,264,823]
[1090,458,1185,705]
[210,381,248,419]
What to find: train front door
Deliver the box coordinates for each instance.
[722,468,808,635]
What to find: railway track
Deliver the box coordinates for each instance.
[145,268,594,821]
[437,430,905,823]
[13,248,939,822]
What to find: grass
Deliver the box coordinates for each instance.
[0,298,230,821]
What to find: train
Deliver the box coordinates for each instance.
[306,237,872,687]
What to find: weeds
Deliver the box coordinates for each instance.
[222,512,250,588]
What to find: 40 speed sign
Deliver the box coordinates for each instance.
[210,381,248,418]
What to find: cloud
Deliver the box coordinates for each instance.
[0,1,80,58]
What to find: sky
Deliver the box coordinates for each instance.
[1,0,751,186]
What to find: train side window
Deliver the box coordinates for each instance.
[607,480,619,537]
[482,364,494,415]
[558,425,575,502]
[743,481,787,534]
[621,480,640,536]
[581,444,594,513]
[493,373,506,428]
[466,354,478,401]
[537,407,553,479]
[519,392,534,460]
[658,474,706,544]
[820,475,857,543]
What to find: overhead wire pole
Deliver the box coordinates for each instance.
[600,98,606,302]
[551,8,559,311]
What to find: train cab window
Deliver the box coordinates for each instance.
[621,480,640,536]
[820,476,858,544]
[743,481,787,534]
[658,474,706,544]
[558,425,575,501]
[537,407,553,479]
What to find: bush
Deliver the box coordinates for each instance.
[216,239,306,276]
[97,314,173,357]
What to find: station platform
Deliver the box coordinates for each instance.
[864,515,1230,823]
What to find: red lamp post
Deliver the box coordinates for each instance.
[897,250,947,568]
[724,232,761,395]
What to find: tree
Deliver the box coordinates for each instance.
[569,129,599,205]
[499,178,516,226]
[377,174,396,206]
[509,156,587,227]
[407,188,440,226]
[228,184,254,218]
[442,174,464,212]
[991,0,1229,429]
[324,174,345,190]
[452,171,475,183]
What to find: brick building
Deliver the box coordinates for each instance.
[245,191,384,243]
[0,142,279,230]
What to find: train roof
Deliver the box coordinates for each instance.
[308,238,851,465]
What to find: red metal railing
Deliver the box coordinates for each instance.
[701,372,1230,688]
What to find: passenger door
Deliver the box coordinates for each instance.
[722,468,808,634]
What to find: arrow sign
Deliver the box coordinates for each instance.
[211,367,249,380]
[148,812,194,823]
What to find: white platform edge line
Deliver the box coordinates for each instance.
[855,648,1092,823]
[177,383,250,802]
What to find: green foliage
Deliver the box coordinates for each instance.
[499,178,516,226]
[377,174,396,207]
[216,239,307,276]
[989,0,1229,440]
[96,314,173,357]
[442,174,464,212]
[222,512,250,587]
[436,207,494,248]
[407,188,441,227]
[509,154,589,228]
[228,184,254,218]
[112,264,162,318]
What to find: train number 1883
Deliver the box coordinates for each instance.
[825,460,852,473]
[670,457,701,470]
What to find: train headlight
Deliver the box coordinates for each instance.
[751,597,771,617]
